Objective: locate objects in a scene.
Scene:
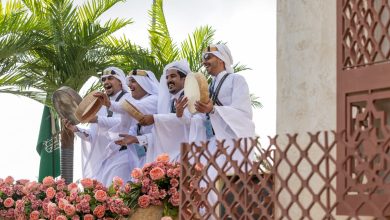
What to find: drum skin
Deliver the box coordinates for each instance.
[52,86,82,125]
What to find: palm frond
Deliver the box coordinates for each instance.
[233,62,251,73]
[179,26,215,72]
[250,93,263,109]
[104,36,163,78]
[148,0,178,65]
[77,0,125,23]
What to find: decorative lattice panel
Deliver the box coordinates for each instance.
[180,133,390,219]
[341,0,390,69]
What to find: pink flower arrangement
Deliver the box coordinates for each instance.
[0,155,181,219]
[0,176,131,219]
[122,154,181,219]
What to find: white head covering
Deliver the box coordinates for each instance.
[157,59,191,113]
[127,70,159,95]
[101,67,130,92]
[202,44,234,73]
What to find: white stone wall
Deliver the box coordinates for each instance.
[277,0,336,134]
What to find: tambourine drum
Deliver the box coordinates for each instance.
[74,91,103,123]
[184,72,209,114]
[121,100,144,122]
[52,86,82,125]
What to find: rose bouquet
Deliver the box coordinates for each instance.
[0,176,131,219]
[120,154,181,219]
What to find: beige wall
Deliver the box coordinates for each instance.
[277,0,336,134]
[276,1,375,219]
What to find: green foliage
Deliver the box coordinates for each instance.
[250,93,263,108]
[0,0,133,106]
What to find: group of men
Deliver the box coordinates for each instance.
[63,44,256,186]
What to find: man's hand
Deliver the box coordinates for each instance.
[175,96,188,118]
[139,115,154,126]
[62,118,78,132]
[114,134,138,146]
[93,91,110,107]
[195,99,214,113]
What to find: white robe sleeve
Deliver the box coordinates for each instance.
[145,114,189,163]
[97,116,121,129]
[75,126,93,142]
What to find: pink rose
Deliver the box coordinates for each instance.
[93,205,105,218]
[71,215,80,220]
[159,189,167,199]
[17,179,29,185]
[46,187,56,199]
[161,217,173,220]
[170,178,179,188]
[112,176,123,186]
[42,176,55,187]
[83,214,94,220]
[47,202,57,215]
[3,197,14,208]
[121,207,130,215]
[80,178,94,188]
[149,167,165,180]
[124,183,132,193]
[56,215,67,220]
[58,198,68,210]
[67,182,78,192]
[169,192,180,206]
[138,195,151,208]
[4,176,14,185]
[131,168,143,179]
[94,190,107,202]
[143,163,152,170]
[29,210,40,220]
[156,153,170,163]
[64,204,76,216]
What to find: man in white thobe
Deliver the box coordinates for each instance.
[63,67,132,183]
[133,60,193,162]
[195,44,255,141]
[98,70,159,184]
[195,44,256,218]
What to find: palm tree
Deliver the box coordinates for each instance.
[0,0,134,183]
[0,0,43,90]
[114,0,259,106]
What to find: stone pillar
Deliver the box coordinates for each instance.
[277,0,336,134]
[275,1,370,219]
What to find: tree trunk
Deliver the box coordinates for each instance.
[60,127,74,184]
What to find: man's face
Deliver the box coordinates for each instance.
[101,75,122,96]
[202,53,225,76]
[129,78,147,100]
[166,69,185,94]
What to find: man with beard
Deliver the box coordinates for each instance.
[195,44,255,146]
[63,67,132,183]
[96,70,159,186]
[193,44,256,218]
[125,60,192,162]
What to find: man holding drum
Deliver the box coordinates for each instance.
[98,70,159,184]
[63,67,132,183]
[196,44,256,144]
[129,60,193,162]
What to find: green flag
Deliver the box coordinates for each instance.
[36,105,60,182]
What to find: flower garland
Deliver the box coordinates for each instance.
[0,154,179,220]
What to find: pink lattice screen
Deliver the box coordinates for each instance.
[340,0,390,69]
[180,132,390,219]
